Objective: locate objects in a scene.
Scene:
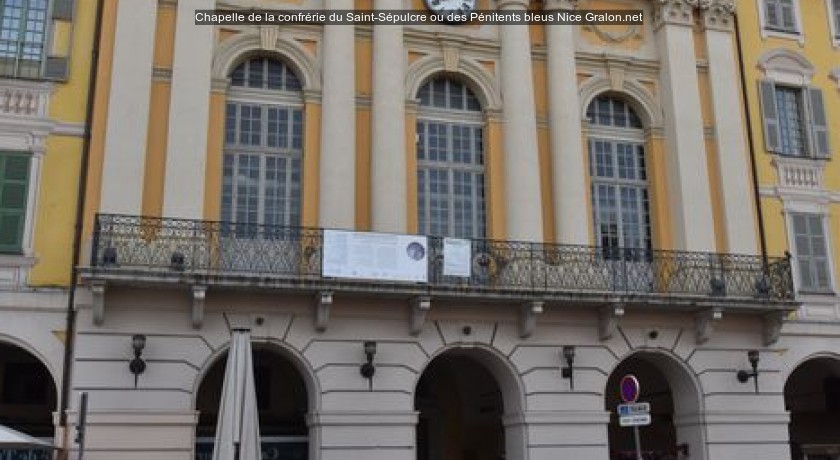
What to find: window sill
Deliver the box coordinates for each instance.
[0,254,37,268]
[797,289,836,297]
[770,152,831,162]
[761,28,805,45]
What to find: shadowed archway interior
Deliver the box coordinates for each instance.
[785,357,840,460]
[0,342,56,439]
[195,344,309,460]
[606,351,705,460]
[415,352,505,460]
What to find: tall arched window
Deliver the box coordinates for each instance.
[587,95,651,258]
[417,77,486,239]
[222,57,303,228]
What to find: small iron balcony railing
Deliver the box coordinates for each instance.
[89,214,794,301]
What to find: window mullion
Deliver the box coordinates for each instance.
[258,107,269,227]
[446,124,455,237]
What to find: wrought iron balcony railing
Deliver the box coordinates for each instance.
[88,214,795,302]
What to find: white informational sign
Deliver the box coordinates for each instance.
[619,414,652,427]
[617,402,650,417]
[443,238,472,277]
[323,230,428,283]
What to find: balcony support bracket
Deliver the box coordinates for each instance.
[519,301,544,339]
[599,303,625,341]
[763,311,787,346]
[191,285,207,329]
[315,291,333,333]
[409,296,432,336]
[695,307,723,344]
[91,280,106,326]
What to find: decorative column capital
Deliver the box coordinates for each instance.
[701,0,737,31]
[497,0,529,11]
[654,0,695,28]
[544,0,580,11]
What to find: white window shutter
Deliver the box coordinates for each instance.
[759,80,783,154]
[807,87,830,158]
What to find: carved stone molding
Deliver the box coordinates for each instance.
[314,291,333,333]
[519,301,544,339]
[584,23,643,43]
[260,25,280,51]
[763,311,787,346]
[91,281,106,326]
[654,0,695,27]
[543,0,580,11]
[695,307,723,344]
[701,0,736,31]
[190,285,207,329]
[409,296,431,336]
[599,303,625,341]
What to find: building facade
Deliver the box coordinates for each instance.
[44,0,833,459]
[738,0,840,458]
[0,0,99,455]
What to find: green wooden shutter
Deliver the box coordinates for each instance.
[0,153,30,254]
[759,80,783,154]
[807,87,830,158]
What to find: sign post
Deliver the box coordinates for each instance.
[619,375,645,460]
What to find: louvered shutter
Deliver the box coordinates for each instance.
[0,154,30,254]
[807,87,831,158]
[759,80,783,154]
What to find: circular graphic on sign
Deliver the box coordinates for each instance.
[406,242,426,261]
[620,375,640,403]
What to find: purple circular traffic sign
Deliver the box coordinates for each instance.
[620,375,640,403]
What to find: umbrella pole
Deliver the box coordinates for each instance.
[234,441,240,460]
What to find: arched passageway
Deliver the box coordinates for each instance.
[785,357,840,460]
[195,345,309,460]
[415,348,522,460]
[0,341,56,459]
[606,352,705,460]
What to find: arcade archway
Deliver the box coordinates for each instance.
[606,352,705,460]
[195,344,309,460]
[0,341,57,455]
[785,356,840,460]
[415,348,523,460]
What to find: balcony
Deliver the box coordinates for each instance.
[83,214,795,311]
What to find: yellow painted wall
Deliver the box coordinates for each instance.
[737,0,840,275]
[30,0,99,286]
[82,0,117,246]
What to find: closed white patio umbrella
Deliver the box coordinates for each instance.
[0,425,55,449]
[212,329,262,460]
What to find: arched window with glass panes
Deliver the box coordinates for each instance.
[222,57,303,229]
[416,77,487,239]
[586,95,652,259]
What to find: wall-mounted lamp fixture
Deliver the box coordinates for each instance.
[129,334,147,388]
[736,349,760,393]
[561,345,576,390]
[360,341,377,389]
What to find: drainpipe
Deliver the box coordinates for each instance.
[733,12,769,267]
[58,0,105,454]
